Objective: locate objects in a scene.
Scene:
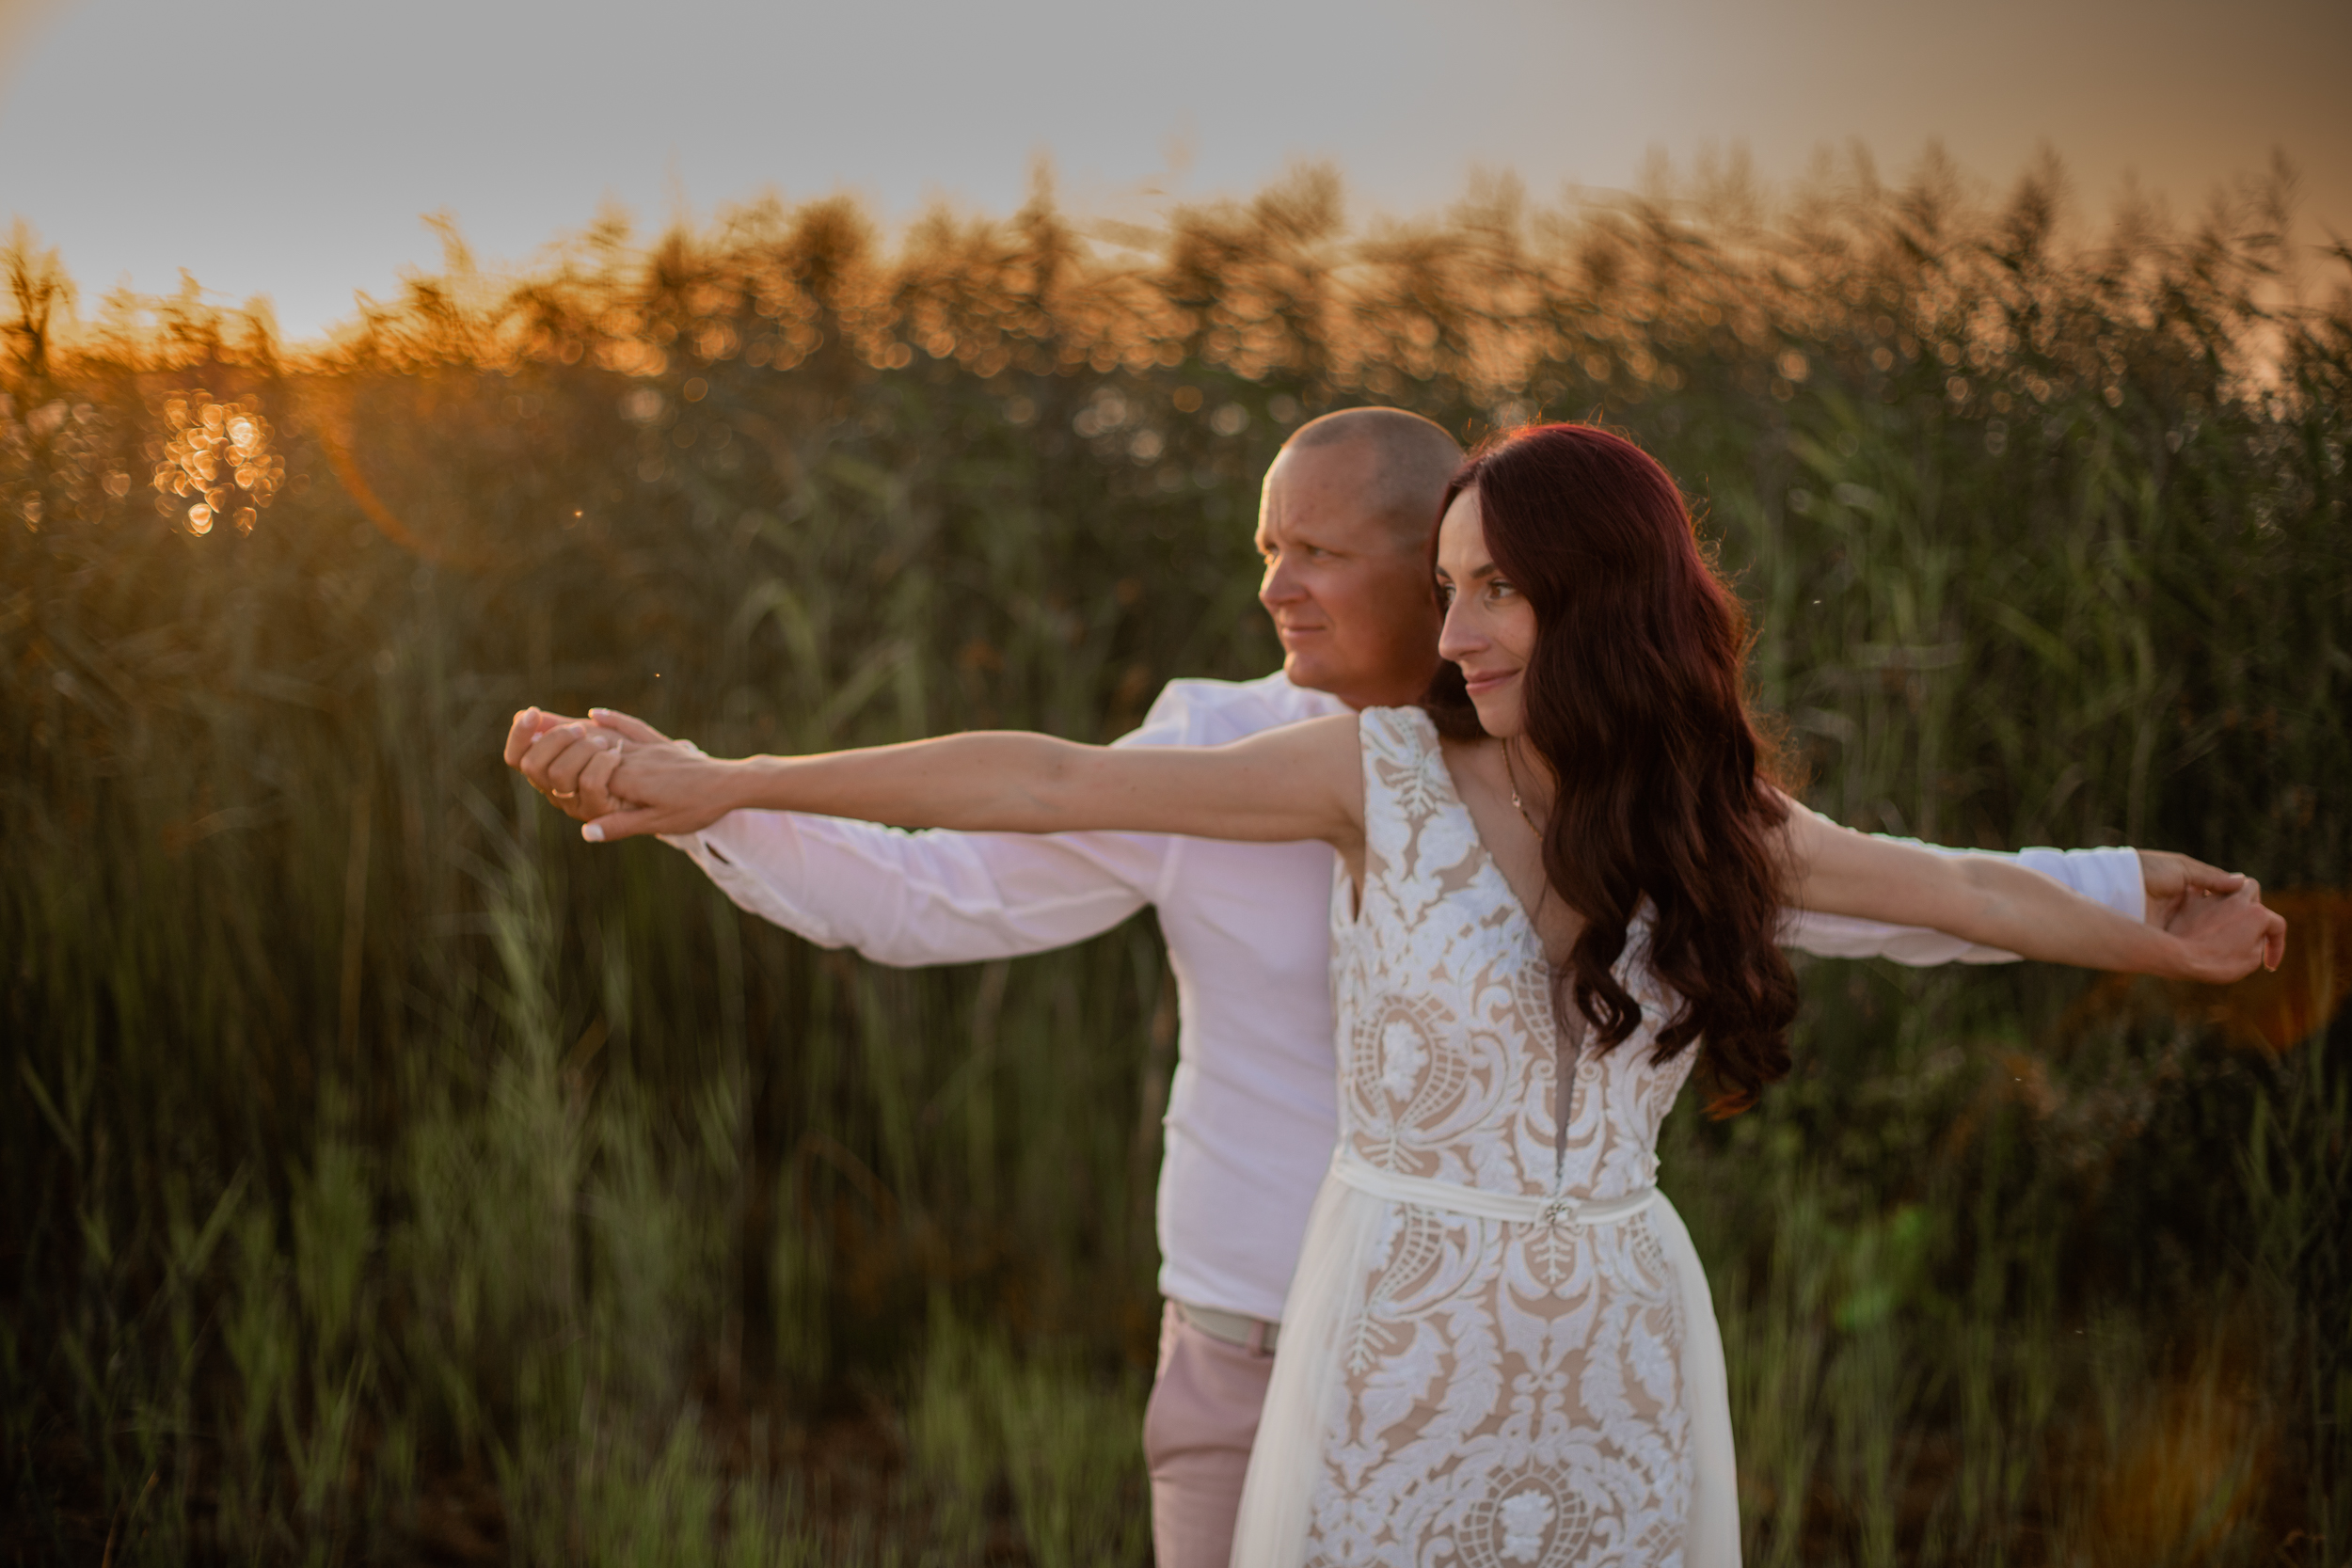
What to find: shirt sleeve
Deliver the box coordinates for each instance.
[1779,844,2145,966]
[654,692,1195,968]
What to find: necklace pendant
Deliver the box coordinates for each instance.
[1502,738,1543,836]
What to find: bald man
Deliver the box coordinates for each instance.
[512,407,2243,1568]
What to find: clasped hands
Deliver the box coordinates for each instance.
[504,705,733,841]
[503,705,2287,981]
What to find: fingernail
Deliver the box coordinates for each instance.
[582,822,604,843]
[589,707,612,720]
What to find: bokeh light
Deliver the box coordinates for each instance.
[152,389,284,535]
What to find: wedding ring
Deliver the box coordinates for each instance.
[549,787,579,801]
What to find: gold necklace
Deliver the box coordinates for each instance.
[1501,736,1544,837]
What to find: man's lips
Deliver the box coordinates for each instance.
[1274,623,1327,641]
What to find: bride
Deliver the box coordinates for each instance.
[516,423,2282,1566]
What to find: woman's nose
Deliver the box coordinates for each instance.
[1437,600,1482,660]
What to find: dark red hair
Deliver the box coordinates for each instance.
[1422,423,1798,1113]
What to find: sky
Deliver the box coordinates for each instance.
[2,0,2345,343]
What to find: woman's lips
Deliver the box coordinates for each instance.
[1462,668,1516,695]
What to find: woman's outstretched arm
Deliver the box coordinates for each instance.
[516,712,1369,854]
[1779,799,2285,984]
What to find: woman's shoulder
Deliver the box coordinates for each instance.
[1354,707,1451,796]
[1358,705,1442,752]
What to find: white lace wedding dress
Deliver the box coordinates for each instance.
[1230,707,1740,1568]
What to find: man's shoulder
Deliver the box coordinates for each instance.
[1135,671,1350,746]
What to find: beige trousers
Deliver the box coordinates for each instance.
[1143,1301,1277,1568]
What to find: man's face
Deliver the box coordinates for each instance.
[1253,442,1443,710]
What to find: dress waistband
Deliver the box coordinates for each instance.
[1331,1146,1658,1227]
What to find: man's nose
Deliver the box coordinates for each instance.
[1260,554,1301,605]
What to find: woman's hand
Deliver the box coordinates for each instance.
[2160,877,2288,982]
[507,708,613,819]
[504,706,680,825]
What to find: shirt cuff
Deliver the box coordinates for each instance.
[2016,846,2144,923]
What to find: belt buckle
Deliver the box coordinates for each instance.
[1538,1194,1581,1227]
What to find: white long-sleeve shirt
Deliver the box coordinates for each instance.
[664,673,2144,1321]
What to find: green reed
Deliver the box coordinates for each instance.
[2,150,2347,1561]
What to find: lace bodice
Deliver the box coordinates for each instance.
[1332,707,1696,1205]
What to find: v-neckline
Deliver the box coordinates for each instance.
[1425,725,1552,959]
[1413,717,1649,976]
[1412,711,1591,1174]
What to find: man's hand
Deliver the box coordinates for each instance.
[504,706,675,822]
[2140,849,2251,929]
[580,736,743,842]
[2163,877,2288,982]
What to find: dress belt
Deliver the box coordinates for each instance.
[1331,1147,1658,1227]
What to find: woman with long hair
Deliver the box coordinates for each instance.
[514,423,2280,1566]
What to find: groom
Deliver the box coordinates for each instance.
[511,406,2265,1568]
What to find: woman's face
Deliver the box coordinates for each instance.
[1435,487,1538,739]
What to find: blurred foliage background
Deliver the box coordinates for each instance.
[3,151,2349,1563]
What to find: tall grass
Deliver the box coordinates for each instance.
[3,150,2347,1561]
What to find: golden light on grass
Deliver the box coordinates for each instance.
[153,389,284,535]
